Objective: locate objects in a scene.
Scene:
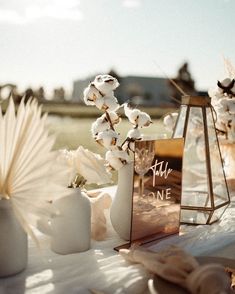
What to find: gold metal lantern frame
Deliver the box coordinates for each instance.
[173,95,230,225]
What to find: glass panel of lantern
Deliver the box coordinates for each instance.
[173,96,230,225]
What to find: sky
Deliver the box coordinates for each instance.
[0,0,235,96]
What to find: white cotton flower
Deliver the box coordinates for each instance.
[124,104,152,127]
[127,128,141,139]
[223,116,235,142]
[105,149,131,170]
[127,109,141,124]
[101,111,121,125]
[123,103,133,117]
[91,117,110,137]
[123,128,142,152]
[219,78,232,88]
[83,83,103,106]
[93,74,119,95]
[208,86,224,100]
[96,130,119,149]
[217,111,233,123]
[137,112,152,128]
[94,93,119,112]
[220,98,235,114]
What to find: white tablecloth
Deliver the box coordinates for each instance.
[1,186,235,294]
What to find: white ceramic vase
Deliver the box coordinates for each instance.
[110,162,134,240]
[0,199,28,277]
[51,188,91,254]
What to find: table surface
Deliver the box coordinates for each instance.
[1,186,235,294]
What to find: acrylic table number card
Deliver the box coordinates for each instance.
[114,138,184,250]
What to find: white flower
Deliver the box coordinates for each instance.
[163,112,178,131]
[94,93,120,112]
[219,98,235,114]
[74,146,112,185]
[91,117,110,138]
[105,149,131,170]
[218,78,233,88]
[124,104,141,124]
[137,112,152,127]
[83,83,103,106]
[208,86,225,102]
[217,111,233,123]
[96,129,119,149]
[124,104,152,127]
[93,74,119,95]
[122,128,142,152]
[123,103,133,117]
[127,128,141,140]
[102,111,121,125]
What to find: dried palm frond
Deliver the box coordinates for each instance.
[0,98,71,241]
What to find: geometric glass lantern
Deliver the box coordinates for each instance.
[173,95,230,225]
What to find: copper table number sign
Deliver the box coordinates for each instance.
[114,138,184,250]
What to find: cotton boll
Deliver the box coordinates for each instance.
[93,75,119,95]
[219,77,232,88]
[137,112,152,128]
[94,97,105,110]
[123,128,142,152]
[124,105,152,127]
[163,113,178,131]
[220,98,235,114]
[217,111,233,124]
[123,103,133,118]
[127,128,141,140]
[208,86,224,100]
[105,149,130,170]
[123,103,141,124]
[91,117,109,137]
[128,109,141,125]
[227,116,235,142]
[83,83,103,106]
[94,93,119,112]
[102,111,121,125]
[104,95,120,112]
[96,130,119,149]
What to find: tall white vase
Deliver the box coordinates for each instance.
[0,199,28,277]
[51,188,91,254]
[110,162,134,240]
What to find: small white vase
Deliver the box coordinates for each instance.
[51,188,91,254]
[110,162,134,241]
[0,199,28,277]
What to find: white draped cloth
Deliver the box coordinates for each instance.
[1,187,235,294]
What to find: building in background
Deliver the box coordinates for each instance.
[72,74,174,107]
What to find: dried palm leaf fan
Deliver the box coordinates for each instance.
[0,98,71,243]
